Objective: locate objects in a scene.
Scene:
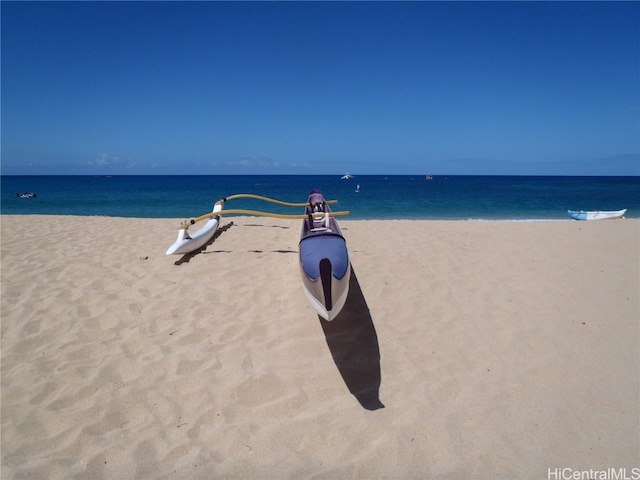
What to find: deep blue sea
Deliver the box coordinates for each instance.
[2,175,639,220]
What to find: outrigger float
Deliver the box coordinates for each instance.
[165,202,223,255]
[167,192,351,320]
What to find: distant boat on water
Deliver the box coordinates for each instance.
[567,209,627,221]
[355,184,360,193]
[341,172,354,179]
[426,175,433,180]
[16,191,37,198]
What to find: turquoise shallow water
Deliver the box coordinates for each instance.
[2,175,638,220]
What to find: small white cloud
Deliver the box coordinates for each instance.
[226,156,280,169]
[95,153,120,166]
[80,153,135,171]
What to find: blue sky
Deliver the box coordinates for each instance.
[2,1,639,176]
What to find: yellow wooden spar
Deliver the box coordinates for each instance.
[178,193,345,230]
[189,208,349,227]
[220,193,338,207]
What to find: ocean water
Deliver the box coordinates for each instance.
[2,175,639,220]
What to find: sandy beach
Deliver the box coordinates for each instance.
[1,215,638,479]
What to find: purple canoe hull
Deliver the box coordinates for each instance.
[299,189,350,320]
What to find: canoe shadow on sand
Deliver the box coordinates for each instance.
[319,266,385,411]
[174,224,383,410]
[174,222,296,264]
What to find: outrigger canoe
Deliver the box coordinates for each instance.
[166,201,223,255]
[299,189,351,321]
[567,209,627,221]
[166,192,351,319]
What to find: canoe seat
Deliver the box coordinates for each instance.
[307,209,331,230]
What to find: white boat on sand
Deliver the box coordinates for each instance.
[567,209,627,221]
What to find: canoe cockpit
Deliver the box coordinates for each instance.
[307,201,331,232]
